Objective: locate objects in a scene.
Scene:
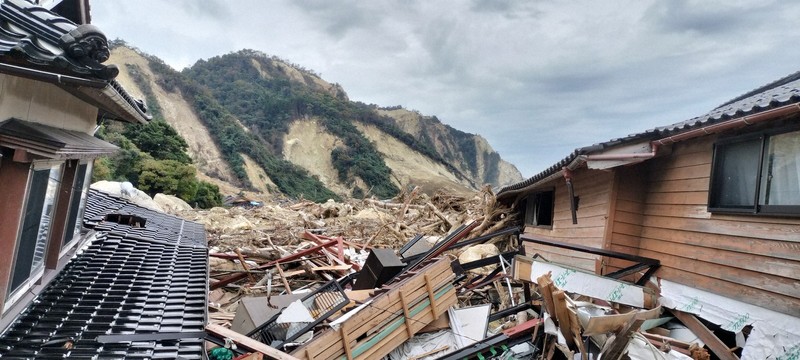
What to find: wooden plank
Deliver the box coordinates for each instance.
[599,318,645,360]
[340,325,352,360]
[399,291,414,338]
[641,226,800,261]
[424,274,438,318]
[292,258,454,360]
[205,324,299,360]
[647,178,709,193]
[311,265,352,272]
[646,191,709,205]
[637,249,800,298]
[641,215,800,242]
[646,163,710,182]
[638,237,800,279]
[653,266,800,318]
[552,291,576,349]
[671,310,739,360]
[355,290,457,360]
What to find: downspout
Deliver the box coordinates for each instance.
[563,168,578,224]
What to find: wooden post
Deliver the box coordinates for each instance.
[275,262,292,294]
[340,324,353,360]
[424,274,438,318]
[399,290,414,338]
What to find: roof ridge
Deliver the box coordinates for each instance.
[714,70,800,109]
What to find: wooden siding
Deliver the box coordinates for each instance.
[606,165,647,275]
[523,169,614,272]
[636,136,800,317]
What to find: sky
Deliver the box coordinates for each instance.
[92,1,800,178]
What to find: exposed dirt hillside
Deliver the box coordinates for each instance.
[355,123,474,195]
[377,108,524,188]
[111,47,238,185]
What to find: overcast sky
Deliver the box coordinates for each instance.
[92,1,800,178]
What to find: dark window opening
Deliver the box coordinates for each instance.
[709,127,800,216]
[104,214,147,228]
[524,190,555,227]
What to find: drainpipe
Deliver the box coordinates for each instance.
[562,168,578,224]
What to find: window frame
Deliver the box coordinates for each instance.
[708,124,800,217]
[61,160,92,253]
[524,188,555,229]
[5,160,63,308]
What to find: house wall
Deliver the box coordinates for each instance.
[636,136,800,317]
[605,165,647,275]
[0,74,98,133]
[523,169,614,272]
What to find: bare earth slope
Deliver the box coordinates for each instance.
[111,47,239,185]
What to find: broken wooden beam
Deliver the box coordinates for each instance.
[206,323,299,360]
[671,310,739,360]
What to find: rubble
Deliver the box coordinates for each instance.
[198,187,721,360]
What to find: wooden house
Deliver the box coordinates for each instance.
[0,0,149,326]
[498,71,800,357]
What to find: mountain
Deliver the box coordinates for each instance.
[108,43,523,201]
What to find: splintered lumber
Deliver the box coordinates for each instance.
[514,255,655,308]
[599,318,645,360]
[205,323,299,360]
[291,257,457,360]
[552,291,576,349]
[536,272,558,326]
[671,310,739,360]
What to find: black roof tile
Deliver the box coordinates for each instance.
[0,190,208,359]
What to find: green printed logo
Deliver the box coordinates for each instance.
[722,313,750,332]
[777,344,800,360]
[680,297,702,313]
[553,269,576,288]
[607,283,627,302]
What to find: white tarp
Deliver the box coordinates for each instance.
[529,260,646,307]
[659,280,800,360]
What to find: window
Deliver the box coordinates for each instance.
[8,162,62,298]
[62,162,92,249]
[524,189,554,227]
[709,127,800,216]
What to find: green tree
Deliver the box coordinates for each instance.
[123,118,192,164]
[193,181,223,208]
[137,159,198,200]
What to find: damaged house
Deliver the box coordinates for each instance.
[498,70,800,359]
[0,0,208,358]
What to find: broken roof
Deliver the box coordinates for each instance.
[498,70,800,196]
[0,190,207,359]
[0,0,150,124]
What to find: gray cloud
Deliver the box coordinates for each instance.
[91,1,800,177]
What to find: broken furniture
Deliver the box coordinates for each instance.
[248,280,349,350]
[352,248,405,290]
[291,257,457,360]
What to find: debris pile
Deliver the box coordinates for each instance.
[198,186,719,360]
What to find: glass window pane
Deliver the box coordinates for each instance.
[63,163,89,247]
[760,130,800,205]
[713,138,761,208]
[8,164,61,294]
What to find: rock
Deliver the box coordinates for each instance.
[91,180,164,212]
[154,193,192,213]
[458,244,500,275]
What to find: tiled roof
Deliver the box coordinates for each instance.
[498,71,800,196]
[0,190,208,359]
[0,0,151,124]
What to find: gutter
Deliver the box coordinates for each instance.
[501,101,800,201]
[0,62,106,88]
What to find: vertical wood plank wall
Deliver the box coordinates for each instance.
[634,136,800,316]
[523,169,614,272]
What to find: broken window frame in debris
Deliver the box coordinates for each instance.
[524,189,555,228]
[709,124,800,216]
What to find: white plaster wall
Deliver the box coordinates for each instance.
[0,74,98,133]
